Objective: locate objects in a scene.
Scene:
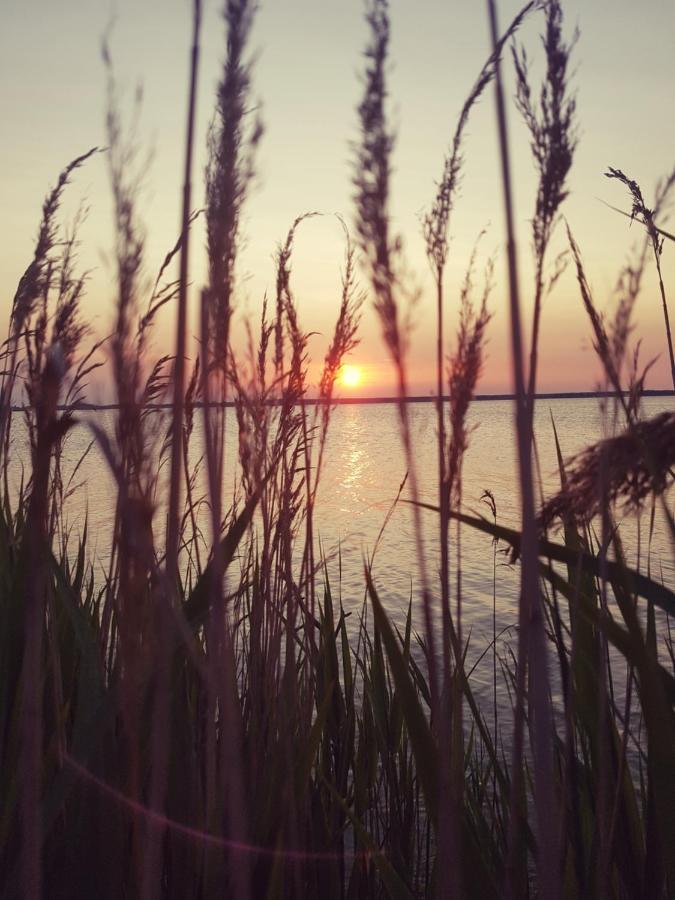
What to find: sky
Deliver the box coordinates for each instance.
[1,0,675,399]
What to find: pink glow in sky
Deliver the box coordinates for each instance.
[1,0,674,398]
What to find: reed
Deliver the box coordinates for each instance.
[511,0,577,421]
[485,1,558,896]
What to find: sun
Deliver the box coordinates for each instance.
[339,364,362,389]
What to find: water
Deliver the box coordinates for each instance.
[8,396,673,702]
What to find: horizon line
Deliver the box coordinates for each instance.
[10,388,675,412]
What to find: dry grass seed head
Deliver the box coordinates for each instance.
[424,2,533,274]
[605,166,675,260]
[354,0,408,372]
[10,148,98,340]
[205,0,263,372]
[103,41,168,509]
[539,411,675,529]
[313,220,364,492]
[319,220,363,405]
[567,224,623,395]
[274,213,317,381]
[52,208,91,372]
[513,0,578,260]
[447,245,494,502]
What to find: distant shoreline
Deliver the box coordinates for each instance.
[9,389,674,412]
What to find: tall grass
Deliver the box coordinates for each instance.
[1,1,674,898]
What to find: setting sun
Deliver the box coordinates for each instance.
[339,364,363,388]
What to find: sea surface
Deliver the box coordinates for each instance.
[8,396,674,704]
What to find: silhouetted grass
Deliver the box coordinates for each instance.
[1,1,673,898]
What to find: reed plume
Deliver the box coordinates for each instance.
[10,157,95,900]
[313,218,363,493]
[447,253,494,512]
[512,0,578,415]
[200,5,263,895]
[205,0,263,385]
[201,0,263,558]
[353,0,439,716]
[0,148,98,460]
[424,2,532,276]
[422,22,531,832]
[539,411,675,530]
[605,166,675,390]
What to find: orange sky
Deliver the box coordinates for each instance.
[2,0,674,400]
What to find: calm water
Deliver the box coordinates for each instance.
[9,396,673,700]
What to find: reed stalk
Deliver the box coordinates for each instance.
[485,2,557,897]
[166,0,202,587]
